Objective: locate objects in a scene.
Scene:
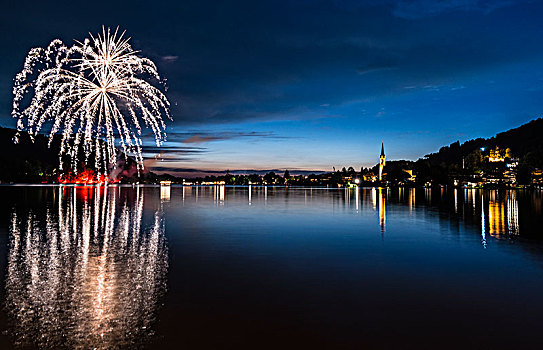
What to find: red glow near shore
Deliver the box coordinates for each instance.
[57,169,120,185]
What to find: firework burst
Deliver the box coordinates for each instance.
[12,27,172,175]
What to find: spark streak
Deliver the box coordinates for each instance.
[12,27,172,175]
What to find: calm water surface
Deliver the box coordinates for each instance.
[0,185,542,349]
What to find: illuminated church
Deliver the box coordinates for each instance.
[379,142,385,181]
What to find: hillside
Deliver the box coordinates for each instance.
[424,118,543,167]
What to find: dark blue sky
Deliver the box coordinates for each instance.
[1,0,543,175]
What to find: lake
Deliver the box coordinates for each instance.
[0,185,542,349]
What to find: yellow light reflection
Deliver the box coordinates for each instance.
[160,185,171,201]
[488,200,506,236]
[408,188,415,212]
[485,191,519,237]
[379,188,386,233]
[220,185,225,203]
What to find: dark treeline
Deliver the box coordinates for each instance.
[187,163,416,187]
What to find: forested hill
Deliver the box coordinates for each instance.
[424,118,543,167]
[0,127,60,182]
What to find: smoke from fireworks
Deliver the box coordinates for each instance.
[12,27,172,175]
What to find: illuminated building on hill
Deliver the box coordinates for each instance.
[488,147,512,162]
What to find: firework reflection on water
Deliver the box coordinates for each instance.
[5,186,168,349]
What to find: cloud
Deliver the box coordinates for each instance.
[161,55,179,63]
[164,131,292,144]
[357,62,397,75]
[140,145,207,162]
[392,0,523,19]
[141,145,206,153]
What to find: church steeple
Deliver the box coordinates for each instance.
[379,142,386,181]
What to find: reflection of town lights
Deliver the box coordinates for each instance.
[481,195,487,248]
[454,189,458,213]
[507,191,519,235]
[379,188,386,233]
[160,186,171,201]
[355,187,359,211]
[488,200,505,236]
[408,188,415,212]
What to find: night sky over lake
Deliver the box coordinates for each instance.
[1,0,543,176]
[2,3,543,348]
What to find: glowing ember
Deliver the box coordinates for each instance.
[12,27,172,176]
[58,169,120,185]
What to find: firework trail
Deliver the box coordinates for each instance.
[12,27,172,175]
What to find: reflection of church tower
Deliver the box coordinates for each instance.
[379,142,386,181]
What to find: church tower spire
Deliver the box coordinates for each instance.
[379,142,386,181]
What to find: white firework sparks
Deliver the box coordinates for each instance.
[12,27,172,175]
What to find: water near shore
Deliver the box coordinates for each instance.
[0,185,542,349]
